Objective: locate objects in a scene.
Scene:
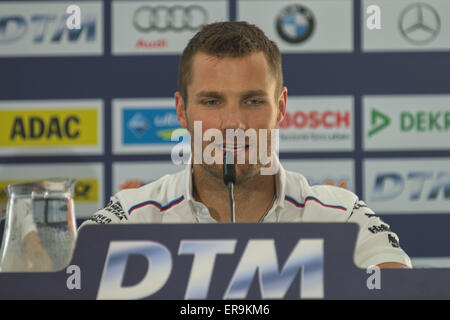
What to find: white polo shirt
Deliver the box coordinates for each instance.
[82,160,412,269]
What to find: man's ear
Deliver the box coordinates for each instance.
[175,91,188,129]
[277,86,287,124]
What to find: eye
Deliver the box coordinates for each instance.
[202,99,220,106]
[245,98,264,105]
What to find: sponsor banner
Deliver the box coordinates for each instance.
[363,158,450,214]
[280,96,354,152]
[363,0,450,52]
[112,0,229,55]
[281,158,355,192]
[0,163,104,219]
[237,0,353,53]
[112,161,183,194]
[0,100,103,156]
[0,1,103,57]
[363,95,450,151]
[113,98,189,154]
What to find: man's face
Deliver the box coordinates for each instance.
[175,51,287,184]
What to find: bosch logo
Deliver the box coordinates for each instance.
[133,6,208,32]
[279,111,351,129]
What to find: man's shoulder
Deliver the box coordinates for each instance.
[114,169,186,213]
[283,169,358,217]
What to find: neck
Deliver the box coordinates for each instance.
[192,164,276,222]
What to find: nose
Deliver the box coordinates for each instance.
[221,102,245,131]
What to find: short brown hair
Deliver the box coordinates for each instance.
[178,21,283,105]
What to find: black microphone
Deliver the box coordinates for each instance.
[223,151,236,223]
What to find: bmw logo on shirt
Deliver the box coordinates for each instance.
[275,4,315,44]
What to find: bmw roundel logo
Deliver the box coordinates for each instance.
[275,4,315,44]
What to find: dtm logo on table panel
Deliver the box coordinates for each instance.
[0,2,102,56]
[123,108,185,145]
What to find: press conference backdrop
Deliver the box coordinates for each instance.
[0,0,450,268]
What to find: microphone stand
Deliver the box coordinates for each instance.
[223,151,236,223]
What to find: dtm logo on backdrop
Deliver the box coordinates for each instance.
[363,95,450,150]
[372,172,449,202]
[0,1,103,56]
[364,159,450,214]
[0,100,103,156]
[112,0,228,55]
[399,3,440,45]
[0,163,104,218]
[275,4,315,44]
[279,96,354,152]
[238,0,353,53]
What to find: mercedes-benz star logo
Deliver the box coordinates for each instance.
[399,3,440,45]
[275,4,315,44]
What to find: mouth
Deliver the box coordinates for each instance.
[214,143,250,155]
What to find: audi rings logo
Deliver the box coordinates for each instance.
[133,5,208,32]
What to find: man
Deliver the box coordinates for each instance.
[83,21,411,269]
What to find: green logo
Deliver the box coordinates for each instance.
[368,109,390,137]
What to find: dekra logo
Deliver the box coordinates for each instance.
[368,109,390,137]
[368,108,450,137]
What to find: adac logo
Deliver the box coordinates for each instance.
[367,109,390,137]
[0,109,98,147]
[123,108,183,145]
[275,4,315,44]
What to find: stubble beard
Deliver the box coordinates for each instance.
[188,129,273,186]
